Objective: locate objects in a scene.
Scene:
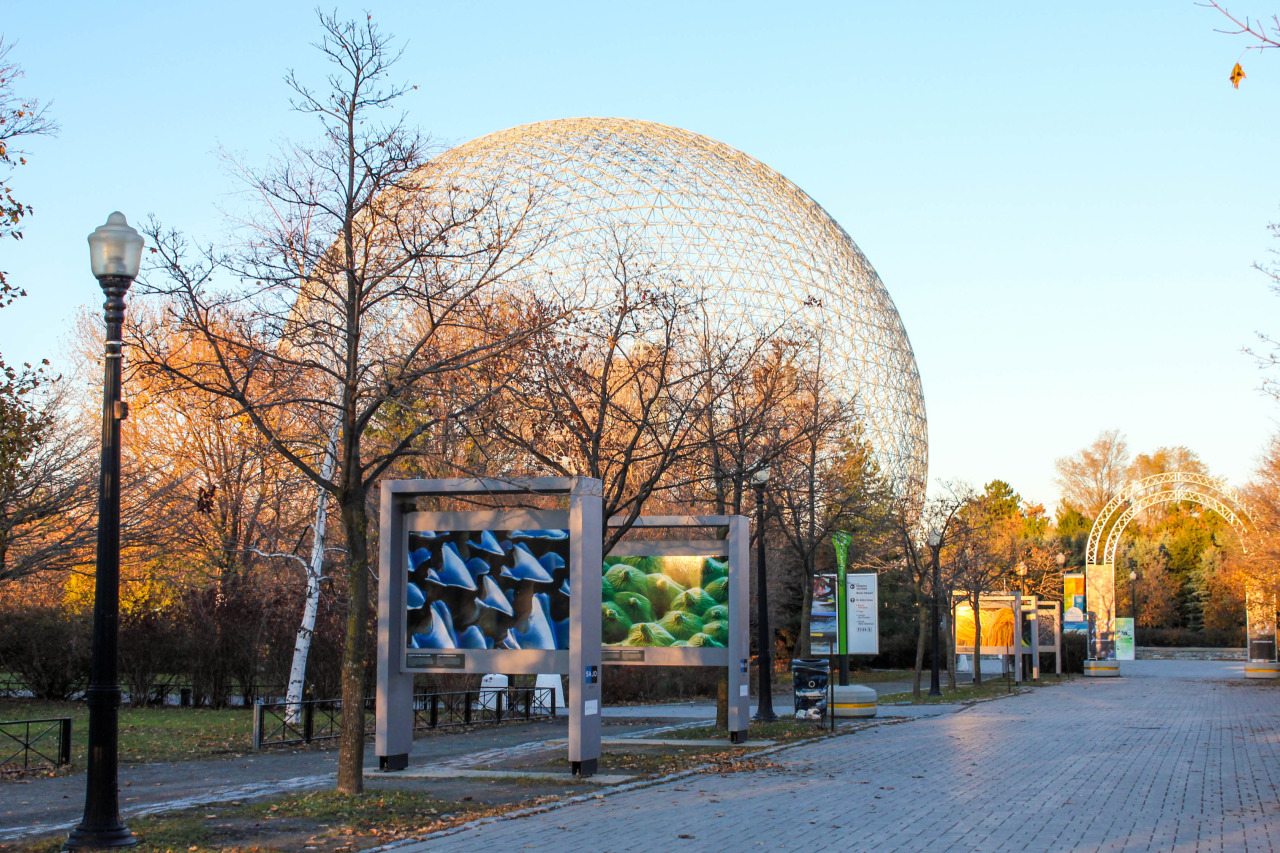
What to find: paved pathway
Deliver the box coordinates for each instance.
[383,661,1280,852]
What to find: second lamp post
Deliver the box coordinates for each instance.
[752,467,777,722]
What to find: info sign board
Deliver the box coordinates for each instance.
[811,572,879,655]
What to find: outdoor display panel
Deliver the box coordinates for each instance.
[376,477,603,776]
[953,593,1026,682]
[1037,601,1063,675]
[599,515,751,739]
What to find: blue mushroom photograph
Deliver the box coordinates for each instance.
[406,528,571,651]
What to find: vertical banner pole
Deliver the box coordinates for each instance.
[832,532,852,686]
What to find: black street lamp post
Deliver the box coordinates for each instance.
[66,213,143,850]
[752,468,777,722]
[1129,570,1139,625]
[927,528,943,697]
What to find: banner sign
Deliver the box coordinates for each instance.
[1114,617,1135,661]
[810,573,838,655]
[832,531,852,655]
[845,573,879,655]
[1063,572,1086,634]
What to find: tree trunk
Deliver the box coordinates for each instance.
[912,600,926,699]
[945,608,957,689]
[797,557,813,660]
[972,594,983,687]
[336,492,370,795]
[716,673,728,730]
[285,434,336,725]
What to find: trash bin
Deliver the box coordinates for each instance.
[791,659,830,721]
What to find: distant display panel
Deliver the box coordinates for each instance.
[406,528,571,651]
[956,602,1016,651]
[602,554,729,648]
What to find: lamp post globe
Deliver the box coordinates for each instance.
[66,213,142,849]
[751,467,777,722]
[927,527,943,697]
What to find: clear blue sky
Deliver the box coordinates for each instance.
[3,1,1280,511]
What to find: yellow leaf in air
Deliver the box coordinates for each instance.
[1231,62,1246,89]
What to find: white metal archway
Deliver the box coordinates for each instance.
[1081,472,1253,662]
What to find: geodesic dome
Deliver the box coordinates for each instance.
[424,117,927,499]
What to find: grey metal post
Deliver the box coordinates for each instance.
[568,477,603,775]
[375,484,413,771]
[1013,593,1023,684]
[727,515,751,739]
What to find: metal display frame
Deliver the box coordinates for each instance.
[1035,600,1063,676]
[952,592,1025,684]
[600,516,751,741]
[375,477,603,776]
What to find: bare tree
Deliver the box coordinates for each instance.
[1203,3,1280,53]
[766,353,891,660]
[0,387,96,584]
[874,484,970,698]
[133,13,553,793]
[468,237,766,555]
[1054,429,1130,519]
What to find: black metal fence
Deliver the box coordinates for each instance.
[252,686,555,749]
[0,717,72,772]
[413,686,555,731]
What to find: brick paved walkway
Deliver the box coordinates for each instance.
[384,661,1280,852]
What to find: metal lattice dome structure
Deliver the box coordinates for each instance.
[424,117,927,498]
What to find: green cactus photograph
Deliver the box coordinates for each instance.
[602,555,729,648]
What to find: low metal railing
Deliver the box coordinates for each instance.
[252,686,555,749]
[252,696,376,749]
[0,717,72,772]
[413,686,555,730]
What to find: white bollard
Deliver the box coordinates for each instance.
[478,673,508,710]
[536,673,565,708]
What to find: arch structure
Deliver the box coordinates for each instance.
[1085,472,1252,567]
[1079,472,1253,662]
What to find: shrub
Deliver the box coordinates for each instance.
[1062,632,1086,674]
[601,665,720,703]
[0,606,91,700]
[1136,627,1244,648]
[120,606,185,705]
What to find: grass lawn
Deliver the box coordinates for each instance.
[0,699,253,767]
[662,719,828,742]
[9,789,500,853]
[878,673,1072,705]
